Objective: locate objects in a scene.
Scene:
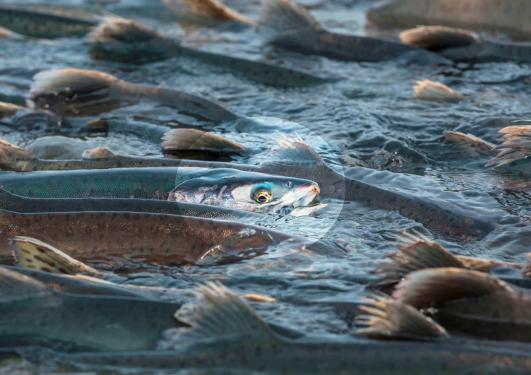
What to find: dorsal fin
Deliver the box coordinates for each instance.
[259,0,323,40]
[163,0,254,26]
[162,128,246,155]
[400,26,479,51]
[0,138,35,171]
[356,294,448,340]
[267,136,325,167]
[82,147,115,159]
[393,268,513,309]
[0,267,50,300]
[486,125,531,168]
[371,230,465,288]
[0,101,24,119]
[10,236,98,276]
[444,131,496,156]
[174,282,275,341]
[414,80,463,103]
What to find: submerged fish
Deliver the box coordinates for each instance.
[38,283,531,374]
[0,209,334,265]
[0,167,321,215]
[371,230,523,289]
[28,68,238,122]
[259,0,431,62]
[392,268,531,342]
[401,26,531,63]
[367,0,531,39]
[0,266,181,351]
[90,18,333,87]
[0,188,261,222]
[0,3,101,38]
[0,135,496,240]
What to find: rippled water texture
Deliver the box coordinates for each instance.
[0,0,530,372]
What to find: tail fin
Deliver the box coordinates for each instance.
[0,138,35,171]
[356,294,447,340]
[28,68,122,116]
[372,230,465,288]
[414,80,463,102]
[394,268,513,309]
[444,131,496,156]
[400,26,479,51]
[10,236,98,276]
[163,0,254,26]
[259,0,323,40]
[162,128,246,155]
[173,282,275,342]
[486,125,531,168]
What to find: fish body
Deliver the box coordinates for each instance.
[0,267,180,351]
[0,4,99,38]
[47,284,531,374]
[0,188,260,222]
[260,0,432,62]
[0,210,301,265]
[367,0,531,39]
[89,18,333,87]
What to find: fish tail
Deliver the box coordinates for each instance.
[356,294,448,340]
[414,80,463,102]
[393,267,513,309]
[0,138,35,171]
[486,124,531,168]
[371,230,465,288]
[10,236,98,275]
[259,0,323,41]
[400,26,479,51]
[163,0,254,26]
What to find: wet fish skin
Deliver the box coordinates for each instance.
[90,18,333,87]
[0,210,296,265]
[0,4,99,38]
[44,283,531,374]
[0,188,260,222]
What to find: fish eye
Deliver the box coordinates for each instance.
[252,188,273,204]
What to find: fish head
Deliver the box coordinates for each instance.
[169,169,322,215]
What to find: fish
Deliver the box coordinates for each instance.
[370,230,523,290]
[0,136,496,240]
[486,125,531,175]
[392,268,531,342]
[0,266,181,351]
[0,3,101,38]
[0,187,261,223]
[401,26,531,63]
[0,209,336,266]
[7,128,245,163]
[9,236,279,305]
[37,282,531,373]
[259,0,434,62]
[0,167,322,216]
[444,131,496,157]
[90,18,334,87]
[367,0,531,40]
[28,68,238,122]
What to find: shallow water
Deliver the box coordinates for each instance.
[0,0,530,372]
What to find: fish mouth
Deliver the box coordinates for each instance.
[263,183,323,215]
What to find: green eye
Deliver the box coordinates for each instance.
[253,189,273,204]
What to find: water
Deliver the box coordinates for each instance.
[0,0,530,371]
